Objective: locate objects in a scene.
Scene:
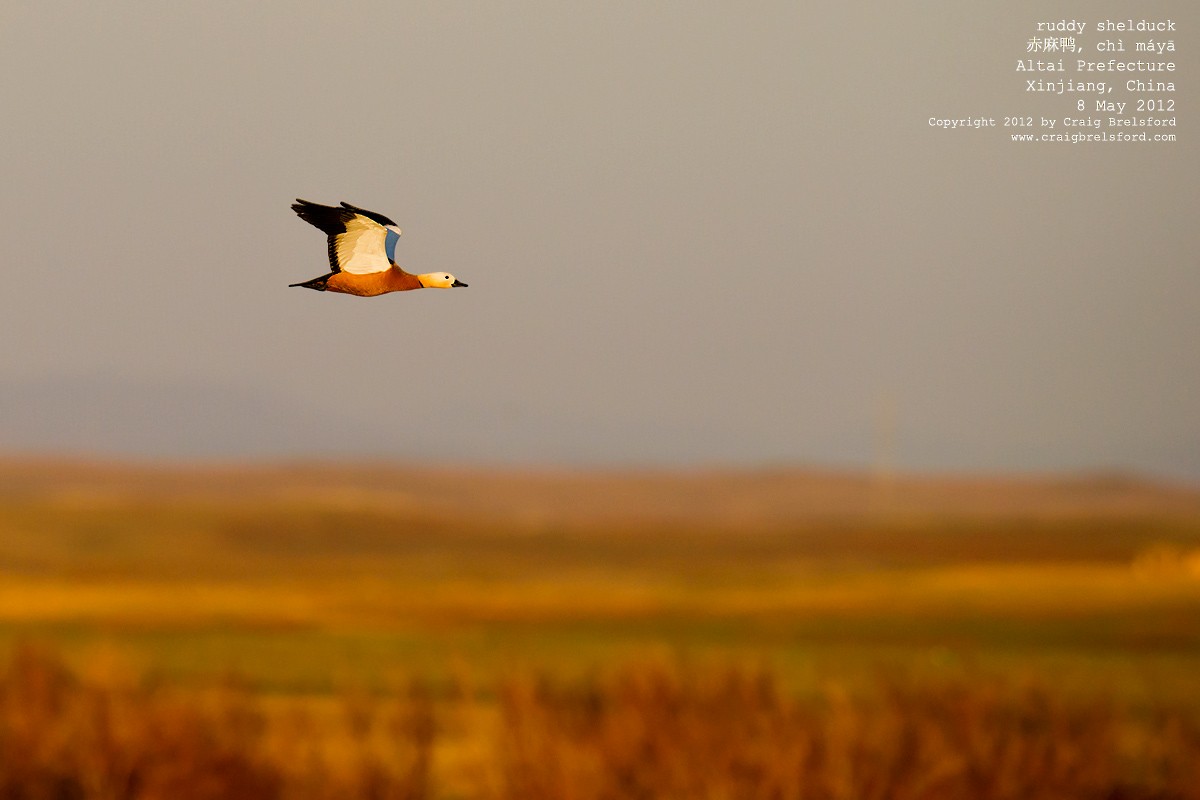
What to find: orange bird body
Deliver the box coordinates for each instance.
[290,199,467,296]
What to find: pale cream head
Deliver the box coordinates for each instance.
[417,272,468,289]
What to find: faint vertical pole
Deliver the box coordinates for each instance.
[871,390,897,514]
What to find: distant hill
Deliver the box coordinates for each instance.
[1,456,1197,531]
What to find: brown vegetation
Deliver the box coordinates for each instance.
[2,646,1199,800]
[0,644,433,800]
[497,662,1200,800]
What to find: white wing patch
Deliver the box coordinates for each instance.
[334,214,391,275]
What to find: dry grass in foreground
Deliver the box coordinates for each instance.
[2,646,1198,800]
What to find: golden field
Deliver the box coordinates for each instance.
[2,458,1200,798]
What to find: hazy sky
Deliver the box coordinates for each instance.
[1,2,1197,477]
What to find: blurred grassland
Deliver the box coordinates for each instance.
[4,458,1200,797]
[2,458,1199,700]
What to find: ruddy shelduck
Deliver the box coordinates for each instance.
[290,199,468,296]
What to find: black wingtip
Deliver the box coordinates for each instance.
[293,199,398,232]
[291,199,356,237]
[339,201,398,227]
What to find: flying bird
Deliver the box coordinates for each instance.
[290,199,468,296]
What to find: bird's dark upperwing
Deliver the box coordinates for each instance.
[292,199,396,275]
[340,201,398,228]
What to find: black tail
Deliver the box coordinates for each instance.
[289,273,333,291]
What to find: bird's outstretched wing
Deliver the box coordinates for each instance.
[292,199,403,275]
